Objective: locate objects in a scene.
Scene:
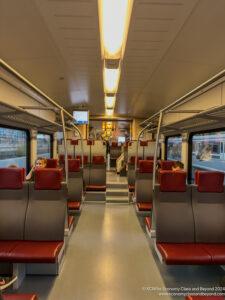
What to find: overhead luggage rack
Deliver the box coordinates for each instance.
[0,101,63,133]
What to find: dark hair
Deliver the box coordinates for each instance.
[173,161,184,169]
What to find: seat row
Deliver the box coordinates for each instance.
[0,168,66,288]
[149,171,225,265]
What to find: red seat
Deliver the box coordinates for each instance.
[156,243,212,265]
[129,185,135,192]
[201,243,225,264]
[145,217,151,231]
[137,202,152,211]
[0,241,20,262]
[69,216,75,230]
[68,201,82,210]
[186,296,224,300]
[7,241,63,263]
[86,185,106,191]
[3,295,38,300]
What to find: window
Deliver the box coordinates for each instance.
[166,136,182,161]
[37,133,52,159]
[189,130,225,183]
[0,126,28,170]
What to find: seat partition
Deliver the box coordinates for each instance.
[67,159,83,207]
[0,168,28,240]
[25,168,66,241]
[155,171,194,243]
[192,171,225,243]
[135,161,154,211]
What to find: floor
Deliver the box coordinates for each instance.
[11,172,225,299]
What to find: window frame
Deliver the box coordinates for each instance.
[165,134,182,161]
[37,132,53,159]
[0,124,30,172]
[188,127,225,183]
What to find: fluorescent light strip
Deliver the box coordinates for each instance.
[105,95,116,109]
[99,0,133,59]
[106,108,113,116]
[103,68,120,93]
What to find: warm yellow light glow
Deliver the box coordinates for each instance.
[105,95,116,109]
[98,0,133,58]
[106,109,113,116]
[103,68,120,93]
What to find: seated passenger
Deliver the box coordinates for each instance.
[172,161,184,171]
[7,164,18,168]
[26,157,47,180]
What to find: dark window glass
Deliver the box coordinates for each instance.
[191,131,225,182]
[166,136,182,161]
[37,133,52,158]
[0,127,28,169]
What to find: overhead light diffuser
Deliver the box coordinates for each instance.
[98,0,133,58]
[105,95,116,109]
[103,68,120,93]
[106,108,113,116]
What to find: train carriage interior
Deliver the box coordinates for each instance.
[0,0,225,299]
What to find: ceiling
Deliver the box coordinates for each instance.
[0,0,225,119]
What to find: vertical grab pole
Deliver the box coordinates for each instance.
[61,109,68,184]
[135,123,152,173]
[153,110,163,189]
[72,124,84,169]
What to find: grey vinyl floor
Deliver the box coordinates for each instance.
[14,172,225,299]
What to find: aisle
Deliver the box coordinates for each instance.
[17,204,172,299]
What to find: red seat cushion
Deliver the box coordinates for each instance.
[69,216,75,230]
[86,185,106,191]
[156,243,212,265]
[186,296,224,300]
[3,295,38,300]
[201,243,225,264]
[129,185,135,192]
[0,241,20,262]
[68,201,82,210]
[8,241,64,263]
[145,217,151,231]
[137,202,152,211]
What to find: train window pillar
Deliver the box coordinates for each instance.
[181,132,189,172]
[161,134,166,160]
[30,130,37,167]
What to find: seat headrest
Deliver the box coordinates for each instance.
[46,159,58,168]
[92,156,104,165]
[87,140,94,145]
[146,156,154,161]
[159,171,186,192]
[76,155,88,164]
[139,160,153,173]
[34,169,63,190]
[140,141,148,146]
[130,156,142,165]
[70,139,78,145]
[112,142,118,147]
[0,168,24,189]
[197,171,224,192]
[161,160,175,170]
[68,159,80,172]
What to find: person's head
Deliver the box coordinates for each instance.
[172,161,184,171]
[8,164,18,168]
[35,157,47,168]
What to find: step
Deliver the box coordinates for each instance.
[106,189,129,196]
[106,182,128,189]
[106,196,129,203]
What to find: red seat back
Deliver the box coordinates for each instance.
[159,171,187,192]
[34,169,63,190]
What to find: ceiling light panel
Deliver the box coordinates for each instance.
[98,0,133,59]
